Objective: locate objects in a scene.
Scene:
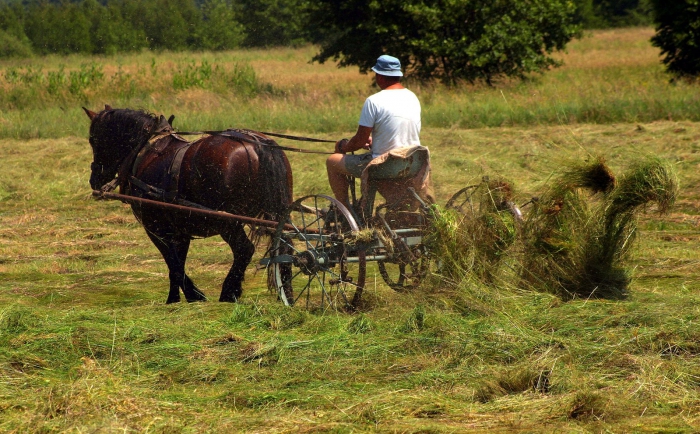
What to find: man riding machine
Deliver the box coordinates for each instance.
[326,54,433,226]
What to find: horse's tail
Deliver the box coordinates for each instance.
[255,142,293,222]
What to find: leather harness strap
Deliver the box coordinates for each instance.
[176,129,334,155]
[165,142,191,202]
[123,129,270,210]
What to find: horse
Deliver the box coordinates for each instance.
[83,105,293,303]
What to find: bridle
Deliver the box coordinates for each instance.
[89,130,157,193]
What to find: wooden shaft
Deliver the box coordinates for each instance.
[92,190,313,233]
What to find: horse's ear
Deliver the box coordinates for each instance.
[168,115,175,127]
[104,104,112,111]
[82,107,97,120]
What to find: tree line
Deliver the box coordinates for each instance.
[0,0,309,57]
[0,0,652,58]
[0,0,696,82]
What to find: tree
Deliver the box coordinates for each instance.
[90,1,148,55]
[237,0,308,47]
[0,3,32,58]
[0,30,33,58]
[307,0,581,84]
[195,0,245,50]
[650,0,700,79]
[136,0,202,51]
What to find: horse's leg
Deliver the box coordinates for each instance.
[219,224,255,302]
[145,230,207,303]
[170,237,208,303]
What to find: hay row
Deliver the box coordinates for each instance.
[426,156,679,300]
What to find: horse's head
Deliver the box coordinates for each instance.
[83,105,159,190]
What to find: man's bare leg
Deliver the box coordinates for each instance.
[326,153,351,206]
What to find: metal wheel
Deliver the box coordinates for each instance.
[445,184,480,214]
[266,195,366,310]
[377,246,429,291]
[374,205,431,292]
[446,180,523,223]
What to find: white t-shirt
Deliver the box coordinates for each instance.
[358,88,421,158]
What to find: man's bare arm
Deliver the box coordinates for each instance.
[336,125,372,153]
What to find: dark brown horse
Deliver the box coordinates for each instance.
[84,106,293,303]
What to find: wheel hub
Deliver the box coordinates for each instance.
[295,249,330,275]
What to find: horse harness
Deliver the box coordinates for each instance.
[100,123,284,211]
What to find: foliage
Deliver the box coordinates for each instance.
[650,0,700,79]
[0,29,32,58]
[88,0,148,55]
[24,1,94,55]
[196,0,246,50]
[307,0,581,84]
[574,0,653,28]
[0,0,311,58]
[237,0,309,47]
[4,29,700,137]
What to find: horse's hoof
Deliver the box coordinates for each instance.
[185,290,208,303]
[166,298,181,304]
[186,297,207,303]
[219,296,239,303]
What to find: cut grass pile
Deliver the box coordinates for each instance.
[426,177,519,283]
[2,121,699,431]
[425,155,679,301]
[520,156,679,299]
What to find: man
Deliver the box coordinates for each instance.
[326,54,422,207]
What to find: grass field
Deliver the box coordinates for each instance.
[1,27,700,139]
[2,28,700,432]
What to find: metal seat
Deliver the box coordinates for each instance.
[362,147,430,219]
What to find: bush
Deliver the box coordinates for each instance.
[0,29,32,58]
[651,0,700,79]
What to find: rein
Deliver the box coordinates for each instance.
[176,129,335,155]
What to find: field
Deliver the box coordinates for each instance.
[2,28,700,432]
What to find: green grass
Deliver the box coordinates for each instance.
[2,118,700,431]
[2,28,700,140]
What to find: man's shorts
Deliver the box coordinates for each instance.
[344,153,374,178]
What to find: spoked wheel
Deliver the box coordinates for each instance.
[267,195,366,311]
[446,180,523,223]
[374,205,431,292]
[377,246,429,292]
[445,184,480,214]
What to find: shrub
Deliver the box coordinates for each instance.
[0,29,32,58]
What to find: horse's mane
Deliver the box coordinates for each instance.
[90,108,159,154]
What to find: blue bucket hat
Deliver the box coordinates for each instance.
[371,55,403,77]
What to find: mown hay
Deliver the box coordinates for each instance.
[607,156,678,216]
[520,156,678,299]
[426,177,519,283]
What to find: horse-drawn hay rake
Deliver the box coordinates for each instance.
[95,169,520,311]
[86,106,522,310]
